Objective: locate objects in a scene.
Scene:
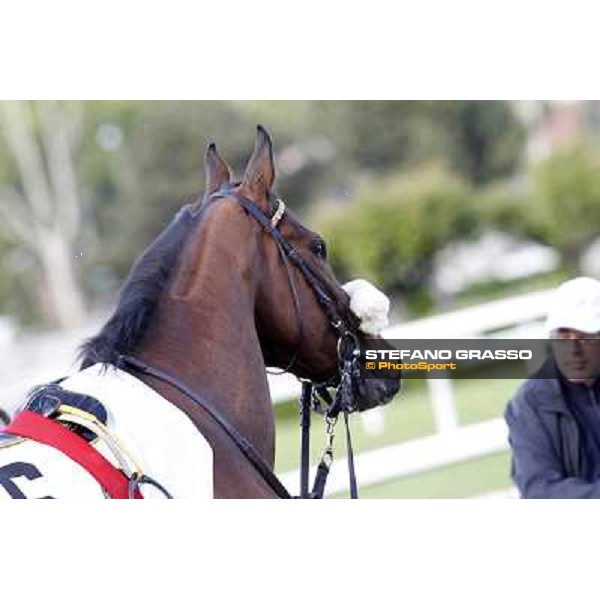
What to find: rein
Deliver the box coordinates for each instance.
[124,190,362,499]
[119,354,292,499]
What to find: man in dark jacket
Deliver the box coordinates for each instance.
[505,277,600,498]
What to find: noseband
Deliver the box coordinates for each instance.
[122,190,363,498]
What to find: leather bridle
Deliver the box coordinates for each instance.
[217,189,360,379]
[121,189,363,498]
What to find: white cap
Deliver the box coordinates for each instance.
[545,277,600,335]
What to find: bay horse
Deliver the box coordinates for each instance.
[0,126,400,499]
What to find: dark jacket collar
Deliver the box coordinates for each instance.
[529,358,573,415]
[530,358,600,414]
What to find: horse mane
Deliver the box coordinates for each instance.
[79,201,202,369]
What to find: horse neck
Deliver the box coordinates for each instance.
[137,214,275,465]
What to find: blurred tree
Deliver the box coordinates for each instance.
[438,101,526,184]
[476,187,547,245]
[313,166,478,307]
[0,101,86,328]
[83,101,259,282]
[530,141,600,269]
[85,101,341,283]
[448,138,600,283]
[307,101,525,185]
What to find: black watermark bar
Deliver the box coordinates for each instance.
[359,339,600,380]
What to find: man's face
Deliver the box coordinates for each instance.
[551,328,600,384]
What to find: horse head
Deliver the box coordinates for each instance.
[203,126,400,411]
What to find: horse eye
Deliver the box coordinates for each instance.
[311,239,327,260]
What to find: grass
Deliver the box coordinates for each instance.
[454,378,522,425]
[333,451,513,499]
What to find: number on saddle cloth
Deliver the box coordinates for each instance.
[1,384,125,499]
[0,384,111,499]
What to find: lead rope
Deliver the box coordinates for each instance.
[309,415,336,499]
[344,412,358,499]
[309,412,357,499]
[304,332,361,499]
[299,381,312,498]
[303,356,360,499]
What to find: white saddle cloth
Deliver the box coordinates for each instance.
[0,364,214,499]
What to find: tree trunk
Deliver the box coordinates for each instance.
[0,100,88,330]
[37,230,85,329]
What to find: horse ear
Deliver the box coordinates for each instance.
[241,125,275,202]
[205,143,231,196]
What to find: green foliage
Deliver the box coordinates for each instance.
[309,101,431,170]
[474,140,600,276]
[439,101,526,184]
[308,100,525,184]
[530,140,600,263]
[475,185,549,246]
[0,238,38,324]
[75,101,262,293]
[313,166,479,297]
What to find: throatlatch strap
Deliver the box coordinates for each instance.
[2,411,142,499]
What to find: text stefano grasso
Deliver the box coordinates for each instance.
[364,349,534,361]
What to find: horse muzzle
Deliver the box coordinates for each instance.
[352,364,400,411]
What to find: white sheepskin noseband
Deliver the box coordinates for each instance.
[342,279,390,335]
